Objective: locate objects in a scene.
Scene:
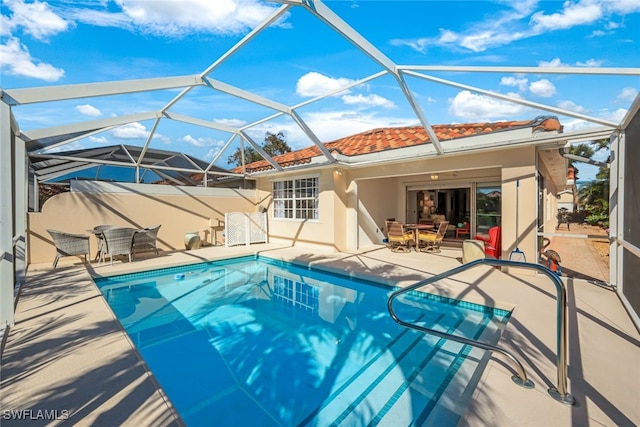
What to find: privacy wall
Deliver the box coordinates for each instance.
[28,182,257,265]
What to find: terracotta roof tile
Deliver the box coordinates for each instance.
[235,116,562,173]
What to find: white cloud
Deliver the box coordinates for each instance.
[182,134,223,148]
[341,94,396,109]
[0,37,64,81]
[500,75,529,92]
[617,87,638,102]
[296,72,355,97]
[538,57,568,67]
[81,0,286,37]
[392,0,638,54]
[604,0,640,14]
[529,79,556,97]
[213,118,246,128]
[110,122,149,139]
[531,2,603,32]
[4,0,70,41]
[557,100,588,113]
[76,104,102,117]
[448,90,527,121]
[89,136,109,144]
[576,58,603,67]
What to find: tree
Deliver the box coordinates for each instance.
[576,138,610,218]
[227,131,292,167]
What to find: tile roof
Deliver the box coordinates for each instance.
[236,116,562,173]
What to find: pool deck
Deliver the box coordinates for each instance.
[1,243,638,426]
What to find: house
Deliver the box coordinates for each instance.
[238,116,570,262]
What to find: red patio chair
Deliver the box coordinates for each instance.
[475,225,501,259]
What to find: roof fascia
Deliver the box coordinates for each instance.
[3,75,203,106]
[242,126,614,176]
[403,70,620,129]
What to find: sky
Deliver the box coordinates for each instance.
[1,0,639,181]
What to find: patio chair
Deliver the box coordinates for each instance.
[475,225,502,259]
[101,227,136,265]
[90,224,116,262]
[47,229,90,268]
[456,222,471,239]
[417,221,449,253]
[386,221,415,252]
[132,225,161,260]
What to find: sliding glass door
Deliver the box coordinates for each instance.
[476,184,501,234]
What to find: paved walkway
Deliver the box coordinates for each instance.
[540,223,610,284]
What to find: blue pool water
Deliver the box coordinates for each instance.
[94,256,511,427]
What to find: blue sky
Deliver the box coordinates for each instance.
[2,0,639,180]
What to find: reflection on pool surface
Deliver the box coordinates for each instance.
[94,256,511,427]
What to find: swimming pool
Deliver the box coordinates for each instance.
[94,256,511,426]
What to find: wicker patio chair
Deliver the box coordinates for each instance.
[132,225,161,260]
[90,224,116,262]
[417,221,449,253]
[101,227,136,265]
[47,229,90,268]
[386,221,415,253]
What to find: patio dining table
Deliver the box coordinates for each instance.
[404,223,434,249]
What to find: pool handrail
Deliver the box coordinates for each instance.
[387,258,575,405]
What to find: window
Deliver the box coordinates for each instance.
[273,177,319,220]
[272,275,319,319]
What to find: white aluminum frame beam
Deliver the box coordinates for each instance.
[402,70,620,129]
[22,112,160,146]
[2,75,204,105]
[239,131,283,171]
[400,65,640,76]
[1,101,15,327]
[299,0,442,152]
[161,4,292,113]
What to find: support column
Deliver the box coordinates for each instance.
[0,101,16,327]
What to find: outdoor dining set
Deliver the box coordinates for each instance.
[47,225,161,268]
[385,220,450,253]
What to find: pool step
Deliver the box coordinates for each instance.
[304,312,495,427]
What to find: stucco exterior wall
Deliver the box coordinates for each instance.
[537,156,562,233]
[253,145,549,260]
[255,169,341,252]
[29,183,258,265]
[357,177,400,247]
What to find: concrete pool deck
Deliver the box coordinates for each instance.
[1,243,638,426]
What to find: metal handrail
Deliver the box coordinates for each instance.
[387,258,575,405]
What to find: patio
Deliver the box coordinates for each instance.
[1,240,638,426]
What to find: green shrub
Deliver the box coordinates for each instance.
[585,213,608,226]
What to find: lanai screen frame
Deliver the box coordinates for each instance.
[1,0,639,328]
